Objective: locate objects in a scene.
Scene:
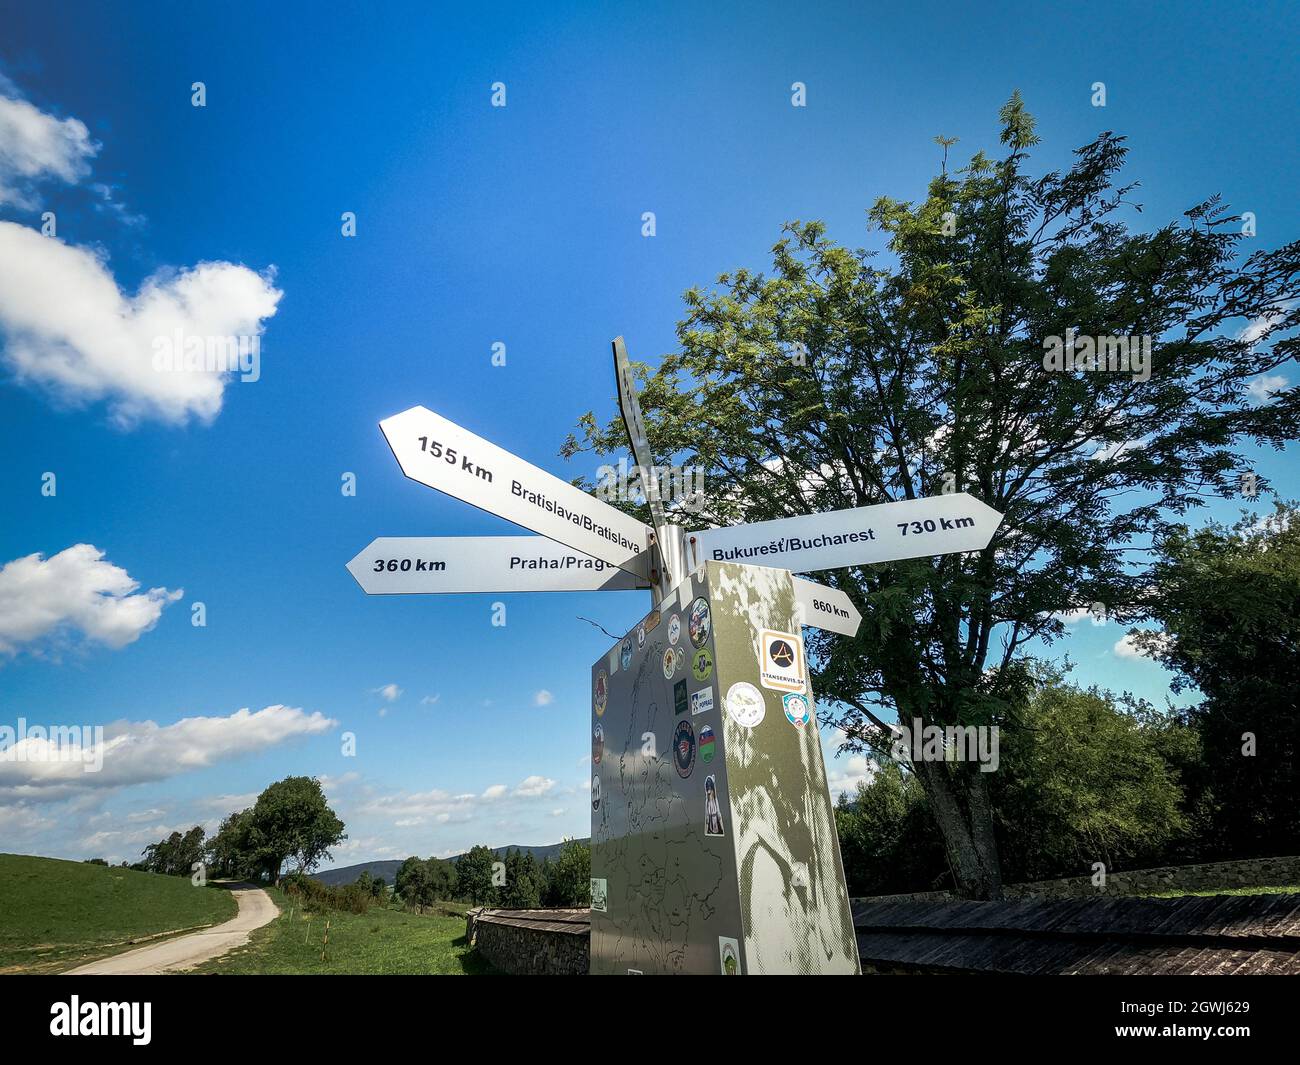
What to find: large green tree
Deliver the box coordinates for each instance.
[566,95,1298,897]
[247,776,346,884]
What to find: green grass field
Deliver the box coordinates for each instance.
[192,888,494,974]
[0,852,239,974]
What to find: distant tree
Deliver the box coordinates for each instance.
[502,849,542,909]
[425,857,457,901]
[354,870,374,895]
[371,876,387,899]
[395,856,431,910]
[1134,505,1300,858]
[141,826,205,877]
[206,809,258,880]
[456,845,498,906]
[835,763,947,896]
[544,839,590,907]
[247,776,346,884]
[83,858,108,866]
[990,675,1191,880]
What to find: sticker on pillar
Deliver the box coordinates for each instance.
[591,774,601,812]
[688,597,711,647]
[692,647,714,682]
[719,936,741,975]
[725,682,765,728]
[699,724,716,762]
[674,679,689,716]
[592,722,604,765]
[704,774,725,836]
[782,691,812,728]
[673,719,696,777]
[636,622,646,649]
[620,637,632,671]
[758,629,806,692]
[594,670,608,717]
[668,613,681,645]
[690,686,715,717]
[644,609,661,635]
[591,877,608,912]
[662,647,676,679]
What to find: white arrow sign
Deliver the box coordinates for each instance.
[381,405,652,579]
[793,577,862,637]
[689,493,1002,574]
[347,536,651,594]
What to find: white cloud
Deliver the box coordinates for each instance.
[372,683,402,702]
[0,544,182,658]
[827,754,876,798]
[0,92,98,208]
[514,775,555,798]
[533,689,554,707]
[0,221,282,427]
[482,784,509,801]
[1239,299,1298,347]
[1113,632,1170,660]
[0,704,336,802]
[420,694,440,706]
[1247,374,1287,405]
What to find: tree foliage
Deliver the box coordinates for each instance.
[1133,504,1300,857]
[566,94,1299,896]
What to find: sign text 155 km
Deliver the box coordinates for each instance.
[381,405,652,579]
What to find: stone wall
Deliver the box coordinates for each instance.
[856,855,1300,905]
[468,908,590,975]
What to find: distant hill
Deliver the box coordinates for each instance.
[310,839,590,888]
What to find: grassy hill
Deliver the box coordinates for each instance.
[311,839,590,887]
[0,852,239,974]
[191,887,492,974]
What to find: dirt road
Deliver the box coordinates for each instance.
[64,883,277,975]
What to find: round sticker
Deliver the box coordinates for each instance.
[636,623,646,649]
[668,614,681,645]
[620,637,633,671]
[593,722,604,764]
[594,670,608,717]
[692,647,714,682]
[725,682,765,728]
[699,724,716,763]
[591,774,602,812]
[673,719,696,778]
[688,597,712,648]
[662,647,676,679]
[783,692,812,728]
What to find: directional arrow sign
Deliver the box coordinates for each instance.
[690,493,1002,574]
[792,577,862,637]
[381,405,652,579]
[347,536,651,594]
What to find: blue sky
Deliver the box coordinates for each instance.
[0,0,1295,868]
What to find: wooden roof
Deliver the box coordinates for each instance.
[852,894,1300,975]
[474,907,592,936]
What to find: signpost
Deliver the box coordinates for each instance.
[686,492,1001,574]
[350,336,1006,975]
[347,536,650,594]
[380,405,653,579]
